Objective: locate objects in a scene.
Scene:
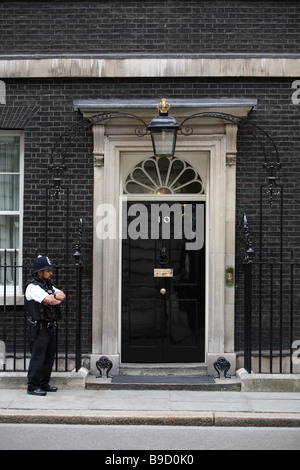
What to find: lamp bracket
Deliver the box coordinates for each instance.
[47,107,281,207]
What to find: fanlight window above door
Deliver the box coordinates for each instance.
[124,156,205,195]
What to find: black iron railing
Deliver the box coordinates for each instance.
[243,214,299,374]
[0,220,84,373]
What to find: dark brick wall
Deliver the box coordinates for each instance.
[0,0,299,54]
[1,76,299,352]
[0,0,299,357]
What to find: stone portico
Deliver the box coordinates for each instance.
[74,99,256,376]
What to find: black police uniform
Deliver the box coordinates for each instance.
[25,256,63,395]
[25,276,59,394]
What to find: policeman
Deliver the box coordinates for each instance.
[25,255,66,396]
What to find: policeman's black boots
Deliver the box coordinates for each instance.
[27,384,58,396]
[41,384,58,392]
[27,386,47,396]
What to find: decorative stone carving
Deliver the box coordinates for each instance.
[226,155,236,166]
[93,124,105,167]
[226,124,237,166]
[94,155,104,167]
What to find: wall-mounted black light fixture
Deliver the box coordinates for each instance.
[147,98,181,159]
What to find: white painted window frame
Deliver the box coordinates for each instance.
[0,130,24,300]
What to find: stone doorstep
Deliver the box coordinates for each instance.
[0,369,240,391]
[1,368,300,392]
[118,362,208,377]
[237,368,300,393]
[0,368,89,390]
[85,374,241,391]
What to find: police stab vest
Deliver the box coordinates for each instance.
[25,277,57,322]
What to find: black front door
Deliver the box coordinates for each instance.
[121,201,205,363]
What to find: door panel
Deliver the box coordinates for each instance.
[122,201,205,363]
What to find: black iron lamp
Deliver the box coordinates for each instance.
[147,99,181,159]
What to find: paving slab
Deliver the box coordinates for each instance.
[6,390,96,410]
[170,390,245,402]
[0,388,300,427]
[90,389,170,411]
[170,391,250,412]
[0,390,21,408]
[245,392,300,413]
[170,400,250,412]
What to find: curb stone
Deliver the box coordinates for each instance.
[0,410,299,427]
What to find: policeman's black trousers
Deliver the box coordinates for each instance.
[27,326,56,388]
